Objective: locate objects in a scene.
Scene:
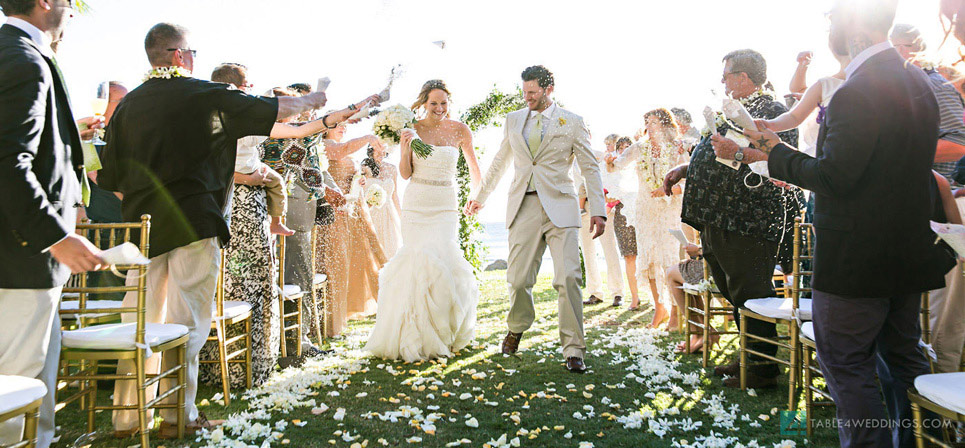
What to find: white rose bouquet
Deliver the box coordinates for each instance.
[365,184,386,208]
[372,104,433,158]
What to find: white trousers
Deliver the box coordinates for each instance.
[113,237,219,430]
[578,212,624,299]
[928,261,965,373]
[0,287,61,448]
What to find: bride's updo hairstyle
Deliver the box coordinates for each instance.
[411,79,452,118]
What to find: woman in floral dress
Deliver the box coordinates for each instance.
[607,108,687,329]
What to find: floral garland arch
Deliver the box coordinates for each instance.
[456,86,527,273]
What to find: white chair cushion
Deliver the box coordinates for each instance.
[62,292,79,300]
[62,323,188,350]
[801,322,815,342]
[915,372,965,415]
[222,301,252,319]
[0,376,47,415]
[744,297,812,320]
[60,300,125,319]
[313,273,327,285]
[282,284,302,298]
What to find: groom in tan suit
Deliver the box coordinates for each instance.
[465,66,606,373]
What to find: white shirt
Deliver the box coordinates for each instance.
[5,17,53,57]
[522,102,558,145]
[234,136,268,174]
[844,41,893,80]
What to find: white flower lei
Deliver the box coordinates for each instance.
[637,139,680,191]
[738,87,776,106]
[143,66,192,81]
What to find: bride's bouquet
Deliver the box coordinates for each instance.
[372,105,433,158]
[365,184,387,208]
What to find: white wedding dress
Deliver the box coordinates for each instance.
[364,145,478,362]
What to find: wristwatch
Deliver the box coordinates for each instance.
[348,103,358,111]
[734,148,745,163]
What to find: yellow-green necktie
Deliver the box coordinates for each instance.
[528,113,543,156]
[51,56,91,206]
[527,114,542,190]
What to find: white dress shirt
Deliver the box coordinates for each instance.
[5,17,53,57]
[844,41,893,80]
[522,102,559,145]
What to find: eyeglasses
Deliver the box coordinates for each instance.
[167,48,197,57]
[721,71,743,83]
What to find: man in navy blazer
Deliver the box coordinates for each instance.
[710,1,949,446]
[0,0,103,446]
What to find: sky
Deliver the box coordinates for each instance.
[2,0,950,224]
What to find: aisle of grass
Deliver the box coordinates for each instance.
[54,271,836,447]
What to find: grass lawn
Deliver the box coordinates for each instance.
[52,271,838,448]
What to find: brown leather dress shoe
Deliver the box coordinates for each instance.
[159,411,225,439]
[566,357,587,373]
[713,361,740,377]
[502,331,523,354]
[722,371,778,389]
[582,295,603,305]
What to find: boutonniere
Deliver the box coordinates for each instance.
[559,117,567,126]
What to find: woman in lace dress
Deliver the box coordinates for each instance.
[363,146,403,260]
[607,108,686,329]
[365,80,482,362]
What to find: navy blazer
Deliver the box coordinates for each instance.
[0,24,84,289]
[769,48,953,297]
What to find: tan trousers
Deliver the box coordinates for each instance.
[928,261,965,373]
[264,167,287,217]
[113,237,219,430]
[507,195,586,358]
[0,287,61,448]
[579,211,623,299]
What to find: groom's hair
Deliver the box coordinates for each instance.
[521,65,554,88]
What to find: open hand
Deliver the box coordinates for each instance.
[589,216,606,239]
[797,51,813,66]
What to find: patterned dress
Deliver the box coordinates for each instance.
[199,183,280,387]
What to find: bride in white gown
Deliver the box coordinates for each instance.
[365,80,482,362]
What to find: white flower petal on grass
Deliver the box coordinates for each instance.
[355,392,368,398]
[333,408,346,421]
[459,393,473,400]
[465,417,479,428]
[579,442,595,448]
[746,388,757,397]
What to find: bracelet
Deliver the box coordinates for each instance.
[322,114,336,129]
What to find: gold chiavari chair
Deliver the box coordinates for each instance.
[684,237,738,368]
[310,225,328,343]
[0,376,46,448]
[199,250,253,406]
[799,320,833,438]
[909,372,965,447]
[739,218,814,411]
[58,216,188,447]
[276,224,305,358]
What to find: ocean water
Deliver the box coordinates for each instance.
[480,221,607,270]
